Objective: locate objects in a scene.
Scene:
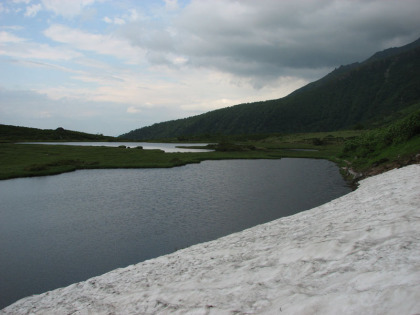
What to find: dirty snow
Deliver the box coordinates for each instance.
[2,165,419,314]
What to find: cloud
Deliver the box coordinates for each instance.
[9,59,85,75]
[0,25,24,31]
[164,0,179,11]
[102,8,142,26]
[0,32,81,61]
[127,106,142,114]
[0,29,83,62]
[0,31,26,43]
[103,16,126,25]
[24,3,42,17]
[12,0,32,4]
[41,0,96,18]
[44,24,143,64]
[181,0,420,73]
[119,0,420,87]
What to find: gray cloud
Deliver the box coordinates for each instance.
[121,0,420,85]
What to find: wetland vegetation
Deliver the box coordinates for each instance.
[1,109,419,182]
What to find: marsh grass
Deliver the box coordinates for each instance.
[1,122,418,181]
[0,132,348,180]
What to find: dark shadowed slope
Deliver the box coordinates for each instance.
[0,125,115,142]
[120,37,420,140]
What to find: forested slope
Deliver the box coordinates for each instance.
[0,125,115,142]
[121,38,420,140]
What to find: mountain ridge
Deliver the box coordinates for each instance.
[121,38,420,140]
[0,124,116,142]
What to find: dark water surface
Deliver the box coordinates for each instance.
[0,159,351,308]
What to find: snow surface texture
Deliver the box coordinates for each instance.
[2,165,420,315]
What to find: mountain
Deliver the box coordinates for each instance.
[120,38,420,140]
[0,125,115,142]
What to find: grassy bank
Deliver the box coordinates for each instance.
[339,109,420,178]
[0,130,355,180]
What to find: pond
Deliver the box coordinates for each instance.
[19,142,213,152]
[0,158,351,309]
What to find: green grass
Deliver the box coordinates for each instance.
[341,109,420,172]
[0,130,358,180]
[1,118,418,181]
[0,144,185,180]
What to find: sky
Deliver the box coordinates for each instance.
[0,0,419,136]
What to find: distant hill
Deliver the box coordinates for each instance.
[120,37,420,140]
[0,125,115,142]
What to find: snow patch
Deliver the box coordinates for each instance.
[2,165,420,314]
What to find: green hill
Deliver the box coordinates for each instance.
[120,37,420,140]
[0,125,116,142]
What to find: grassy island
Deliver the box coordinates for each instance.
[0,131,348,180]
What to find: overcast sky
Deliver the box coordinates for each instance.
[1,0,419,136]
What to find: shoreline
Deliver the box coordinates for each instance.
[2,164,419,314]
[0,142,339,181]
